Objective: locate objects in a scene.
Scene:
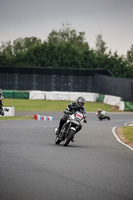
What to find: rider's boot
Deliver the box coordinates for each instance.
[71,136,74,142]
[56,128,61,135]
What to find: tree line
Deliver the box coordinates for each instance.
[0,24,133,78]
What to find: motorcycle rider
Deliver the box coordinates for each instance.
[0,89,4,116]
[96,108,102,118]
[56,96,87,140]
[96,108,107,119]
[0,89,9,116]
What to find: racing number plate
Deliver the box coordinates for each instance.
[76,113,83,119]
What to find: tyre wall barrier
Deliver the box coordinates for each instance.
[0,106,15,117]
[2,90,29,99]
[103,95,121,106]
[124,102,133,111]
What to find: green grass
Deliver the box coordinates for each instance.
[3,98,118,112]
[0,98,119,121]
[122,126,133,142]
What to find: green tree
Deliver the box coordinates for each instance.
[103,51,132,78]
[47,23,89,51]
[127,45,133,65]
[95,34,108,55]
[0,24,133,78]
[13,37,41,55]
[0,41,13,56]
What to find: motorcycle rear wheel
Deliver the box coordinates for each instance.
[99,116,103,120]
[63,130,75,146]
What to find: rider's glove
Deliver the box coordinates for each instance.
[64,110,74,115]
[70,110,75,114]
[84,118,87,123]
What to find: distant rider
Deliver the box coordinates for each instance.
[96,108,107,119]
[96,108,102,118]
[0,89,9,116]
[56,96,87,140]
[0,89,4,116]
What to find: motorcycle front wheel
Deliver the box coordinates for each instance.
[107,116,110,120]
[63,130,75,146]
[55,136,62,145]
[99,116,103,120]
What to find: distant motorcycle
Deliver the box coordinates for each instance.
[0,108,9,116]
[55,111,86,146]
[96,110,110,121]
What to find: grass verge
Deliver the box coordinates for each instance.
[3,99,118,112]
[122,126,133,142]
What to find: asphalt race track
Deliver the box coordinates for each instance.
[0,112,133,200]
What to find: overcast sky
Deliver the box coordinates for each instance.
[0,0,133,56]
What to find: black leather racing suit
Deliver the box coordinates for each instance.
[57,102,87,133]
[0,96,4,116]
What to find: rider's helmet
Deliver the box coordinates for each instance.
[76,96,85,107]
[97,108,102,113]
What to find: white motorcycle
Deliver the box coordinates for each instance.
[55,111,86,146]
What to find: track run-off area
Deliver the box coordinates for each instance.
[0,112,133,200]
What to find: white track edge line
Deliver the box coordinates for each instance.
[112,126,133,151]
